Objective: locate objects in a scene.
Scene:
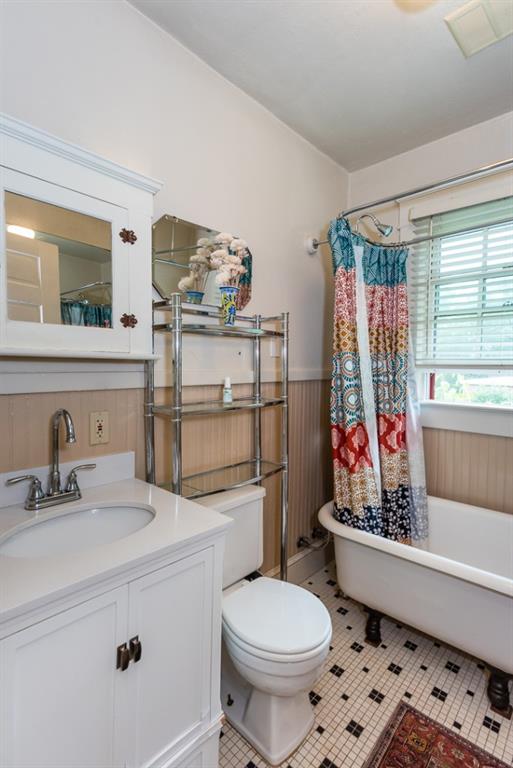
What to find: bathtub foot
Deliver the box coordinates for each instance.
[487,668,512,719]
[365,609,383,647]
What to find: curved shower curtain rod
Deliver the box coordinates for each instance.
[306,157,513,254]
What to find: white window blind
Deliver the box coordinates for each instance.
[409,196,513,367]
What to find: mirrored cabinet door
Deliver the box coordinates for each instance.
[1,168,131,354]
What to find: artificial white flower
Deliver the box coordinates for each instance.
[197,237,210,247]
[216,232,233,244]
[178,275,195,291]
[230,238,247,251]
[215,271,231,286]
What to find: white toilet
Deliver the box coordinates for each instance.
[199,485,332,766]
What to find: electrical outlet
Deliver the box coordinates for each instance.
[90,411,109,445]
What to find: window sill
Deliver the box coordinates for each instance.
[420,401,513,438]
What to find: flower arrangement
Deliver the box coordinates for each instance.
[210,233,248,288]
[177,239,212,294]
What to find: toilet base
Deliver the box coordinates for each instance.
[222,648,315,765]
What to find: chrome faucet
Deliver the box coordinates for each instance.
[6,409,95,511]
[49,409,76,495]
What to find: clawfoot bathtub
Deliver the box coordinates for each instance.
[319,496,513,717]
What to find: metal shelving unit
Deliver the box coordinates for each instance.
[144,293,290,580]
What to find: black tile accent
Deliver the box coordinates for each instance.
[404,692,412,699]
[369,689,384,704]
[346,625,353,630]
[329,645,334,651]
[351,642,364,653]
[341,693,349,701]
[395,623,403,629]
[309,691,322,706]
[434,642,441,648]
[466,690,475,697]
[308,581,313,585]
[219,730,224,738]
[346,720,364,738]
[330,664,344,677]
[380,644,388,649]
[431,686,448,702]
[477,662,485,670]
[445,661,461,673]
[362,666,370,673]
[337,606,348,616]
[483,716,501,734]
[404,640,418,651]
[420,664,428,671]
[388,663,403,675]
[316,725,325,735]
[320,759,339,768]
[453,722,462,730]
[246,762,257,768]
[326,579,336,586]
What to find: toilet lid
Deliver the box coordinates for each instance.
[222,577,332,656]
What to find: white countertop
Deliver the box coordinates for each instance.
[0,479,231,626]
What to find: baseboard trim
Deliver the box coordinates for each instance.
[265,541,334,584]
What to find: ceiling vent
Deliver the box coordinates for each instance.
[445,0,513,57]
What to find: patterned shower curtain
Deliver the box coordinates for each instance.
[329,218,428,545]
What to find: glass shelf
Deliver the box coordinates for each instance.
[153,397,284,418]
[153,299,258,323]
[159,459,284,499]
[153,323,283,338]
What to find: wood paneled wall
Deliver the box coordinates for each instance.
[0,380,332,572]
[1,385,511,570]
[423,427,513,515]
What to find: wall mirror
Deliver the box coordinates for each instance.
[5,191,113,328]
[153,214,253,309]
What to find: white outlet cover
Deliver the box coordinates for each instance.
[90,410,110,445]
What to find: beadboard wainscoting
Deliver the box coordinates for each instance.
[0,380,333,572]
[423,427,513,516]
[1,386,512,570]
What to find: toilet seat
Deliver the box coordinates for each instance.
[222,577,332,659]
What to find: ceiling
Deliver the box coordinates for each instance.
[130,0,513,171]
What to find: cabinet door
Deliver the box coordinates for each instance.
[0,587,130,768]
[1,168,131,354]
[127,549,214,768]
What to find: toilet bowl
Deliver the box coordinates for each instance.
[221,577,332,765]
[197,485,332,765]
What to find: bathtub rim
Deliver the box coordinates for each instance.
[318,498,512,599]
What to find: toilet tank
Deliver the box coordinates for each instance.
[197,485,265,588]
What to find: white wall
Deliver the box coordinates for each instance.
[0,0,347,392]
[348,111,513,232]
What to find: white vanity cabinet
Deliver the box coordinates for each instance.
[0,114,161,359]
[0,545,222,768]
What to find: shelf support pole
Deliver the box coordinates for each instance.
[144,359,156,484]
[171,292,183,495]
[253,314,262,481]
[280,312,289,581]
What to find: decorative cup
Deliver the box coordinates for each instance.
[185,290,204,305]
[219,285,239,326]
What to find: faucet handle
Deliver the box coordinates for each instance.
[6,475,45,505]
[65,464,96,492]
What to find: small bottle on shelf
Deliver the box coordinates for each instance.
[223,376,233,405]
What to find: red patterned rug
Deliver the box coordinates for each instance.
[364,703,508,768]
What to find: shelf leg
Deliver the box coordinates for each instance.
[280,312,289,581]
[254,314,262,481]
[171,293,183,495]
[144,359,155,484]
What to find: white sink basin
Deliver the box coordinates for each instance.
[0,504,155,558]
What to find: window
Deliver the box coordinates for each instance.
[409,196,513,407]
